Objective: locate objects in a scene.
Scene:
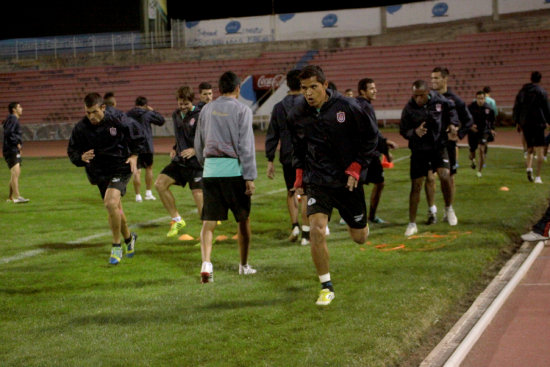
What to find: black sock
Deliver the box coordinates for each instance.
[292,222,299,229]
[124,236,132,244]
[302,231,310,240]
[322,281,334,292]
[112,243,121,247]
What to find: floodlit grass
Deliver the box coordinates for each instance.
[0,145,548,366]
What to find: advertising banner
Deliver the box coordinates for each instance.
[252,74,286,90]
[276,8,381,41]
[184,16,274,47]
[498,0,550,14]
[386,0,492,28]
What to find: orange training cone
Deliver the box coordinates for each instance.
[381,155,394,169]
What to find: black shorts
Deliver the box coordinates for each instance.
[467,132,490,152]
[523,126,546,148]
[201,176,251,222]
[282,163,296,191]
[305,184,367,229]
[364,156,384,184]
[161,161,203,190]
[446,141,457,175]
[96,173,132,199]
[410,148,450,180]
[4,152,21,169]
[137,153,154,169]
[545,132,550,146]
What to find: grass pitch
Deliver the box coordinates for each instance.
[0,145,548,366]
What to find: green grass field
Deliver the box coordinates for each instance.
[0,145,548,366]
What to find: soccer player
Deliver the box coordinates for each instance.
[425,67,472,224]
[400,80,459,237]
[355,78,398,224]
[288,65,378,306]
[265,69,310,244]
[513,71,550,183]
[3,102,29,203]
[103,91,117,108]
[68,93,145,265]
[197,82,213,108]
[194,71,257,283]
[155,86,203,238]
[127,96,166,202]
[344,88,354,98]
[467,91,496,177]
[522,203,550,242]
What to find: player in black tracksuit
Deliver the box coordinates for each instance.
[513,71,550,183]
[355,79,397,224]
[127,96,166,202]
[426,67,473,225]
[154,86,204,239]
[288,65,378,306]
[68,93,146,265]
[467,91,495,177]
[265,69,309,244]
[400,80,459,236]
[3,102,29,203]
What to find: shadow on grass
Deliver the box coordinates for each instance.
[38,242,105,250]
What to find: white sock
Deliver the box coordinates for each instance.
[527,167,533,172]
[172,216,182,222]
[146,190,153,196]
[319,273,331,283]
[445,205,453,211]
[201,262,213,273]
[302,225,310,232]
[429,205,437,214]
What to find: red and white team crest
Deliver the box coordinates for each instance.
[435,103,442,112]
[485,108,490,114]
[189,118,196,126]
[336,111,346,123]
[109,127,117,136]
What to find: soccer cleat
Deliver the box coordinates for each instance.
[405,223,418,237]
[470,159,476,169]
[369,217,386,224]
[446,207,458,226]
[521,231,550,242]
[135,194,143,202]
[144,192,156,200]
[301,238,310,246]
[476,171,482,178]
[426,211,437,225]
[201,262,213,283]
[167,219,186,237]
[123,232,137,258]
[289,226,300,242]
[109,246,123,265]
[239,264,257,275]
[339,218,347,225]
[325,226,330,236]
[13,197,29,204]
[316,288,335,306]
[534,177,543,184]
[527,170,534,182]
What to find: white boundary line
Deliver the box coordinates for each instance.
[0,187,287,264]
[442,240,545,366]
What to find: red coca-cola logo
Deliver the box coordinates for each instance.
[253,74,285,90]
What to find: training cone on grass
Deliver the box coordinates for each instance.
[499,186,510,191]
[178,234,195,241]
[381,155,394,169]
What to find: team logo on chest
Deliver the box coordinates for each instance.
[189,118,195,126]
[109,127,117,136]
[485,108,490,114]
[336,111,346,123]
[435,103,442,112]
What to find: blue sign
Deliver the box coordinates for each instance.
[322,13,338,28]
[432,2,449,17]
[279,14,295,22]
[186,21,200,29]
[386,5,402,14]
[225,21,241,34]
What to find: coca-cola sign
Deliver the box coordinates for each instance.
[253,74,285,90]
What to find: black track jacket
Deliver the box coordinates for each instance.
[265,93,303,165]
[170,106,202,169]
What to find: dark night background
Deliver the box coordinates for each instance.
[1,0,424,40]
